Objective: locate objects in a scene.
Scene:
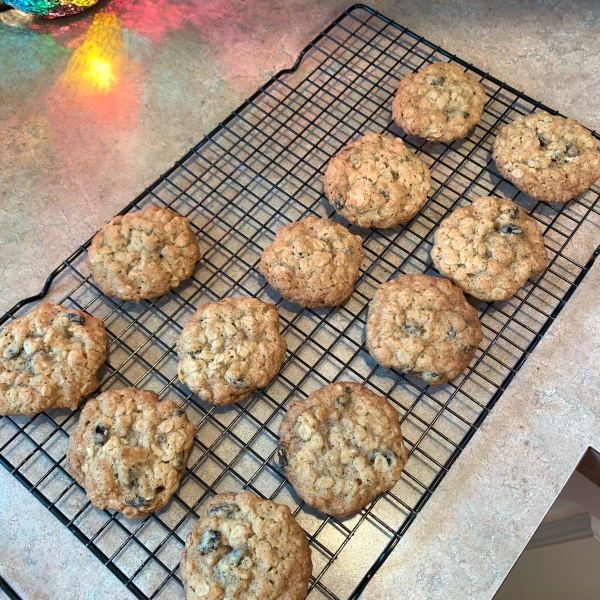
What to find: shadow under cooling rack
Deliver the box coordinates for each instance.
[1,4,600,600]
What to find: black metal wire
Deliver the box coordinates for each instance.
[0,575,22,600]
[1,4,599,600]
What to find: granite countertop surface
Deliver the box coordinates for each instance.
[1,0,600,598]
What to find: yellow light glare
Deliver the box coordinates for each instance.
[61,13,124,95]
[87,56,113,91]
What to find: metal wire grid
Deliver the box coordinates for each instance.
[1,4,600,599]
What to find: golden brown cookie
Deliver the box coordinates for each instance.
[66,387,196,518]
[259,216,364,307]
[492,110,600,203]
[177,297,287,406]
[278,382,408,517]
[323,132,431,228]
[180,491,312,600]
[0,303,107,416]
[88,206,202,302]
[431,196,548,301]
[366,274,483,385]
[392,62,486,143]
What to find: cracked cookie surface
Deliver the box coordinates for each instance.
[177,297,287,406]
[181,490,312,600]
[366,274,482,385]
[431,196,548,301]
[323,132,431,228]
[492,110,600,203]
[278,382,408,517]
[259,216,364,307]
[67,387,196,518]
[88,206,202,302]
[0,303,107,416]
[392,62,486,143]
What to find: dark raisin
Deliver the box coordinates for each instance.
[173,409,185,417]
[4,347,19,359]
[368,449,397,466]
[462,344,476,353]
[207,502,239,518]
[66,312,85,325]
[228,374,249,389]
[431,76,445,86]
[332,196,345,210]
[566,143,580,157]
[399,366,415,375]
[551,150,565,163]
[379,189,390,199]
[123,495,150,508]
[537,132,550,147]
[93,424,108,444]
[277,445,289,469]
[127,468,138,488]
[503,205,519,220]
[156,433,166,444]
[404,322,424,336]
[498,224,523,235]
[447,326,456,340]
[198,530,221,553]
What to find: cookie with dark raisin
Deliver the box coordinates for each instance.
[88,206,202,302]
[0,303,107,416]
[431,196,548,301]
[180,491,312,600]
[392,62,487,143]
[66,387,196,518]
[323,132,431,228]
[278,382,408,517]
[366,274,483,385]
[177,297,287,406]
[259,216,364,307]
[493,110,600,203]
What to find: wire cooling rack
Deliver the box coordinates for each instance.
[1,4,600,599]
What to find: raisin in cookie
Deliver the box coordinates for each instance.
[88,206,202,302]
[323,132,431,228]
[392,62,486,143]
[278,382,407,517]
[431,196,548,302]
[366,274,482,385]
[181,491,312,600]
[0,303,107,416]
[492,110,600,203]
[259,216,364,307]
[67,387,196,518]
[177,297,287,406]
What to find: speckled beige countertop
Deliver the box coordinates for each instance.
[1,1,599,598]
